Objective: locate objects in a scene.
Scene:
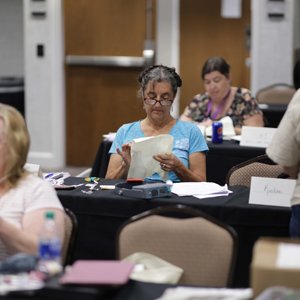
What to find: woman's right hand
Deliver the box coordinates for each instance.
[116,142,132,167]
[105,142,132,179]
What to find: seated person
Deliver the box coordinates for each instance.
[105,65,208,182]
[180,56,264,135]
[0,104,64,261]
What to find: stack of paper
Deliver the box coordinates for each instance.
[171,182,232,199]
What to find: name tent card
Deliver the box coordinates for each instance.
[240,126,277,148]
[249,176,296,207]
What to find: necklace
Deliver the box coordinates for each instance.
[206,88,231,120]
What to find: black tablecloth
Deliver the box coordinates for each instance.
[206,140,265,185]
[57,177,290,288]
[40,278,170,300]
[6,279,172,300]
[90,140,266,185]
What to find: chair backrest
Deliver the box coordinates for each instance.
[90,140,112,178]
[61,208,78,266]
[256,83,295,105]
[117,205,237,287]
[226,154,286,187]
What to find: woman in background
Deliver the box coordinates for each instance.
[105,65,208,182]
[180,56,264,135]
[0,104,64,260]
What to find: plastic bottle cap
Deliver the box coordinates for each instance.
[45,211,55,219]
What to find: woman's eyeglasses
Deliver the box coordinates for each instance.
[144,98,173,106]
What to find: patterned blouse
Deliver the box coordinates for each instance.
[181,87,263,128]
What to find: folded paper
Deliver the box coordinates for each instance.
[240,126,276,148]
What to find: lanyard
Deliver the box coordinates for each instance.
[206,89,231,120]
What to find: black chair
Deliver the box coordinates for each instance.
[90,140,112,178]
[62,208,78,266]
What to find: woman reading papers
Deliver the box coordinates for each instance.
[105,65,208,182]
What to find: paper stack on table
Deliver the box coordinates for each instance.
[171,182,232,199]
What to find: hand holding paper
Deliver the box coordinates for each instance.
[128,134,174,181]
[153,152,182,174]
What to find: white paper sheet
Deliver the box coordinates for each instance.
[240,126,276,148]
[128,134,173,180]
[230,135,241,142]
[193,191,232,199]
[171,182,232,198]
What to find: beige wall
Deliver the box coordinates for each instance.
[1,0,299,167]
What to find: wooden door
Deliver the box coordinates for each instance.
[179,0,251,112]
[64,0,156,166]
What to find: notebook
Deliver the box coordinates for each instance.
[59,260,134,286]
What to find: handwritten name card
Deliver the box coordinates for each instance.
[249,176,296,207]
[240,126,277,148]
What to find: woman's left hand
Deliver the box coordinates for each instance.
[153,153,181,172]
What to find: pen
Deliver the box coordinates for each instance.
[45,172,54,179]
[51,173,64,180]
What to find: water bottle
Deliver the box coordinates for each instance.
[37,211,62,275]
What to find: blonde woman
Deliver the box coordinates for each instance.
[0,104,64,260]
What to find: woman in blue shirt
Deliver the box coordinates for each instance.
[105,65,208,182]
